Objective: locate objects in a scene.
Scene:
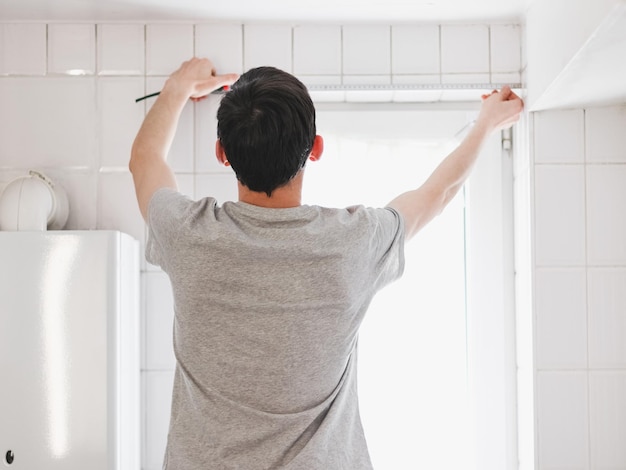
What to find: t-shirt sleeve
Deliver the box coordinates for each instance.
[370,206,406,291]
[145,188,194,270]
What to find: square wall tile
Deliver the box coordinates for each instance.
[534,110,585,163]
[144,271,176,370]
[146,24,193,76]
[589,372,626,469]
[490,25,521,74]
[0,24,46,75]
[98,172,145,244]
[441,25,489,74]
[342,25,391,75]
[293,25,341,76]
[243,25,292,72]
[43,169,98,230]
[535,268,587,369]
[0,77,96,168]
[195,24,243,74]
[99,78,145,169]
[392,25,440,75]
[144,370,175,470]
[145,77,194,173]
[48,24,95,75]
[585,105,626,163]
[534,165,586,266]
[195,174,238,203]
[195,95,227,173]
[97,24,145,75]
[536,371,589,470]
[588,268,626,368]
[586,165,626,265]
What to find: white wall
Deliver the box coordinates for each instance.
[522,105,626,470]
[525,0,622,108]
[520,2,626,468]
[0,22,521,470]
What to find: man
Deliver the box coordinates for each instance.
[130,57,523,470]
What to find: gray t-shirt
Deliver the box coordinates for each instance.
[146,188,405,470]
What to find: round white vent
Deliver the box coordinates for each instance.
[0,171,69,231]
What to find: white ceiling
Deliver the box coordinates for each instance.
[0,0,528,23]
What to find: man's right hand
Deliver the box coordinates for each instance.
[476,85,524,132]
[163,57,239,102]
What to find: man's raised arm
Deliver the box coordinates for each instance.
[388,86,524,240]
[129,57,238,221]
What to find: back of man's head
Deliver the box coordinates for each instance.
[216,67,316,197]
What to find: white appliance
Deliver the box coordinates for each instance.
[0,231,140,469]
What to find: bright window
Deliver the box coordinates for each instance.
[302,105,516,470]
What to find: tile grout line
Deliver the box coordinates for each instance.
[582,108,592,470]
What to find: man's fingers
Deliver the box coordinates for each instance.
[216,73,240,88]
[191,73,240,99]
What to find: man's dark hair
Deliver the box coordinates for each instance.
[216,67,316,197]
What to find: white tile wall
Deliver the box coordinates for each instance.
[195,173,238,202]
[98,172,145,244]
[536,371,589,470]
[176,173,195,199]
[587,268,626,368]
[146,24,193,76]
[195,24,244,74]
[342,25,391,76]
[0,77,97,168]
[97,24,145,75]
[441,25,489,74]
[293,25,342,76]
[194,95,224,173]
[98,77,145,169]
[441,73,490,85]
[534,165,586,266]
[45,169,99,230]
[586,165,626,265]
[534,109,585,163]
[145,77,195,173]
[144,271,176,370]
[391,25,440,75]
[144,370,175,470]
[0,23,46,75]
[491,72,522,85]
[490,25,521,74]
[585,105,626,163]
[530,104,626,470]
[535,268,587,369]
[589,372,626,469]
[48,24,96,75]
[243,24,292,72]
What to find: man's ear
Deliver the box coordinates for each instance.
[309,135,324,162]
[215,140,230,167]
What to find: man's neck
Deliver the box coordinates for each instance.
[237,172,303,208]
